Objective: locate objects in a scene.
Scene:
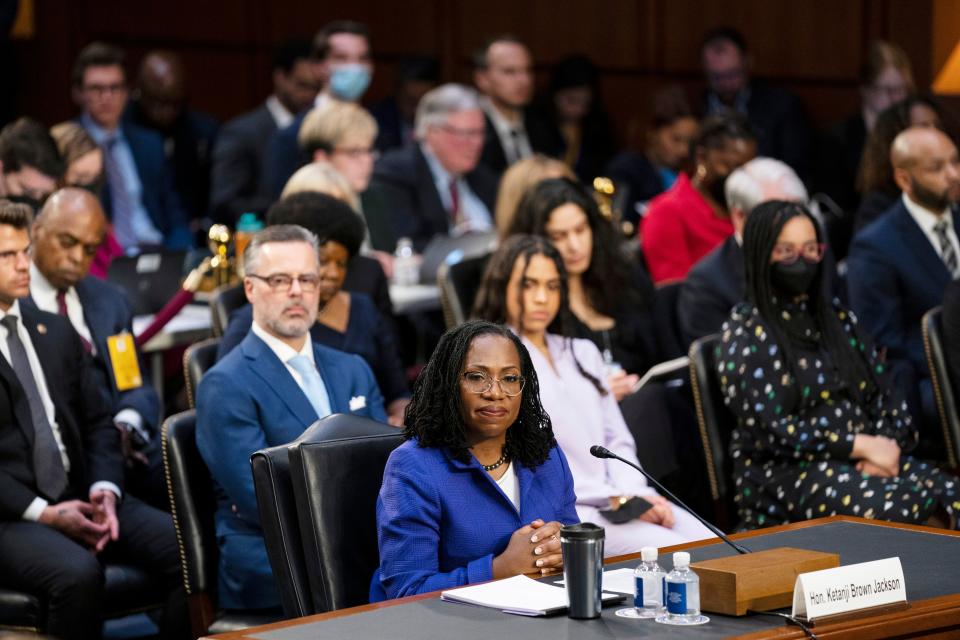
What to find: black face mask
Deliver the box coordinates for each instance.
[6,194,44,213]
[771,259,819,297]
[73,180,104,197]
[708,174,729,210]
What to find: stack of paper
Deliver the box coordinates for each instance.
[441,575,622,617]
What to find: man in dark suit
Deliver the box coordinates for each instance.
[0,201,186,639]
[371,84,498,252]
[25,188,164,505]
[678,157,808,346]
[472,35,558,175]
[72,42,191,251]
[700,27,812,183]
[848,126,960,446]
[196,224,386,610]
[263,21,374,199]
[126,50,220,228]
[209,40,318,224]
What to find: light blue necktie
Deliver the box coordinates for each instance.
[288,354,332,420]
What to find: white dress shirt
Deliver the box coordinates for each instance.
[251,321,320,394]
[902,193,960,274]
[29,263,144,435]
[480,96,533,166]
[420,144,492,235]
[265,95,295,130]
[0,301,120,520]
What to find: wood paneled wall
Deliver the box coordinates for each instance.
[12,0,938,148]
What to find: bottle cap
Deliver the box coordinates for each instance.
[673,551,690,568]
[640,546,657,562]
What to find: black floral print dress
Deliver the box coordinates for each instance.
[718,299,960,529]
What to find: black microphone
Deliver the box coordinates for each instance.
[590,445,750,554]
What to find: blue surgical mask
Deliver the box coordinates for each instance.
[329,64,371,101]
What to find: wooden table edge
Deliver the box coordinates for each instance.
[204,516,960,639]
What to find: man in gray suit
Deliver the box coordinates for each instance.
[210,40,318,223]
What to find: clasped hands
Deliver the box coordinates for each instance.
[852,434,901,478]
[493,519,566,579]
[38,489,120,553]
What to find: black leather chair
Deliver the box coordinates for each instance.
[688,334,739,531]
[437,252,492,329]
[210,283,246,338]
[183,337,221,409]
[923,307,960,469]
[162,410,280,638]
[286,415,402,613]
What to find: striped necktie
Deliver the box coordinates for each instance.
[933,220,959,276]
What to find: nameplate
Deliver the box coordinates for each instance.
[792,557,906,622]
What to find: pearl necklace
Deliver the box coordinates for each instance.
[482,452,508,471]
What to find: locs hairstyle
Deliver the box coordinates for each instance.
[507,177,646,314]
[473,234,606,395]
[402,320,556,467]
[742,200,878,408]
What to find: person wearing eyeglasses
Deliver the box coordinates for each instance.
[372,319,579,600]
[22,188,165,507]
[473,235,713,555]
[196,224,386,611]
[371,83,498,252]
[718,200,960,531]
[71,42,191,252]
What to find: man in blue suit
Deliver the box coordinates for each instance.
[24,188,164,504]
[196,224,386,610]
[847,126,960,448]
[72,42,191,251]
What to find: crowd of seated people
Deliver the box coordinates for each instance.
[6,14,960,638]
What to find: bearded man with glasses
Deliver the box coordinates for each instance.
[196,224,386,612]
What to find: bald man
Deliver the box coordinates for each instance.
[23,188,164,505]
[126,49,219,223]
[847,126,960,456]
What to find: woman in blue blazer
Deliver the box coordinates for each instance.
[372,320,580,600]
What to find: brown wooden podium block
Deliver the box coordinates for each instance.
[691,547,839,616]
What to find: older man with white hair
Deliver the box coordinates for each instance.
[370,83,499,252]
[677,156,808,345]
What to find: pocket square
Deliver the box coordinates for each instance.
[349,395,367,411]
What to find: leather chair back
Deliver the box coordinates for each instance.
[287,415,402,612]
[688,335,738,529]
[923,307,960,469]
[438,252,492,329]
[183,337,221,409]
[210,283,247,338]
[162,410,219,635]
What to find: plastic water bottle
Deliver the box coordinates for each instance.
[633,546,665,617]
[656,551,708,625]
[393,237,418,286]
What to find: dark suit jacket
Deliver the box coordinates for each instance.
[704,82,812,183]
[847,200,959,374]
[677,236,745,347]
[0,306,121,520]
[370,144,498,251]
[262,110,310,200]
[369,97,410,153]
[91,119,192,249]
[210,103,279,223]
[479,109,560,176]
[23,277,160,434]
[195,331,386,608]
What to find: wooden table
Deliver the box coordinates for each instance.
[206,516,960,640]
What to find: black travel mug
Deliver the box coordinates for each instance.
[560,522,605,619]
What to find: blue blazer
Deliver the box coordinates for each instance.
[847,200,958,374]
[372,440,580,601]
[196,330,386,609]
[22,278,160,433]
